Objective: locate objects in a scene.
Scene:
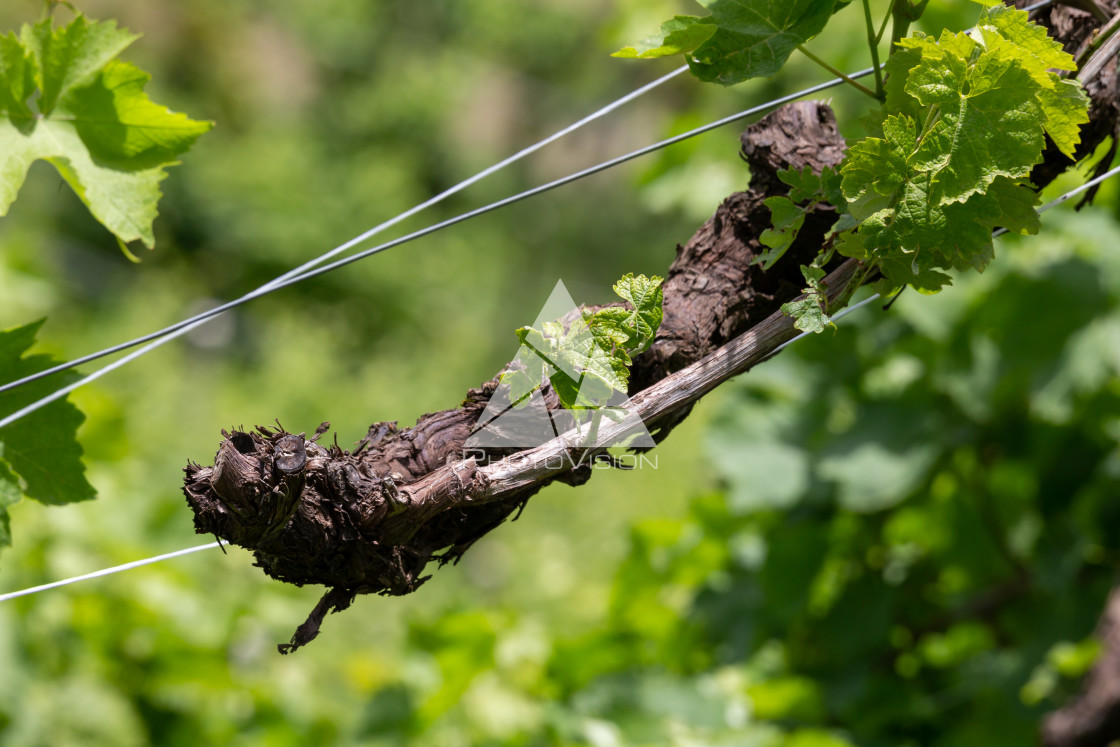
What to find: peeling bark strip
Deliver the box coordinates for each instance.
[183,4,1119,655]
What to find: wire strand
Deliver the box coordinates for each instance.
[0,65,689,398]
[0,541,221,602]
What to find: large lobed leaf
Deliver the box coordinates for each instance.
[0,14,212,250]
[0,321,96,562]
[836,4,1085,294]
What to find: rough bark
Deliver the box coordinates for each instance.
[183,4,1120,655]
[1021,0,1120,200]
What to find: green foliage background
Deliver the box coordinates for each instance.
[0,1,1118,745]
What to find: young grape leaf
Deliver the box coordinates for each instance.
[781,264,832,333]
[598,273,664,353]
[757,196,806,270]
[758,167,847,270]
[975,3,1075,75]
[0,321,96,562]
[902,33,1042,205]
[617,0,836,85]
[0,14,212,250]
[777,165,844,207]
[501,275,664,414]
[548,322,629,408]
[501,327,549,407]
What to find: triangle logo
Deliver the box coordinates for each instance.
[465,279,656,451]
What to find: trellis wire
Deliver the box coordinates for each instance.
[0,68,876,431]
[0,0,1060,425]
[3,159,1116,603]
[0,65,688,399]
[0,74,886,438]
[0,542,222,602]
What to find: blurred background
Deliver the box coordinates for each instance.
[1,0,1118,744]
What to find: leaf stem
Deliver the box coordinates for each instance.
[862,0,885,99]
[875,0,897,45]
[585,410,603,448]
[796,45,882,101]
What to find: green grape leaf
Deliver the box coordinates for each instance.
[0,33,35,121]
[0,14,212,250]
[781,265,832,334]
[841,113,915,222]
[0,320,96,562]
[902,33,1042,205]
[549,325,629,408]
[981,176,1041,235]
[620,0,835,85]
[777,165,833,204]
[760,167,847,270]
[592,273,664,354]
[585,310,631,350]
[969,6,1085,159]
[836,5,1087,296]
[882,44,922,121]
[503,275,664,414]
[758,196,806,270]
[501,327,549,407]
[975,4,1075,76]
[613,16,717,59]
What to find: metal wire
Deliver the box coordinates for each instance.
[0,65,689,398]
[0,541,222,602]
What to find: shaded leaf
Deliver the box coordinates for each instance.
[782,265,832,333]
[619,0,835,85]
[0,321,95,507]
[758,196,806,269]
